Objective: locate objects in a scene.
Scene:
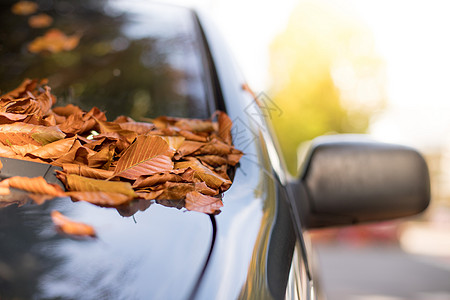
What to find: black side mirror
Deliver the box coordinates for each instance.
[292,135,431,229]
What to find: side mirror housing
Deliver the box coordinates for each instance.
[293,135,431,229]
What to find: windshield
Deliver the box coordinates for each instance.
[0,0,212,119]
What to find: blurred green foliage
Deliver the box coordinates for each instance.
[269,0,386,175]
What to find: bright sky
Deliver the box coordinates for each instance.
[161,0,450,151]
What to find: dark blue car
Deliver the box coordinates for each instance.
[0,1,430,299]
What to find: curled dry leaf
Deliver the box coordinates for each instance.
[185,191,223,214]
[0,123,65,146]
[217,111,233,145]
[51,210,96,238]
[66,174,137,198]
[175,159,231,190]
[67,191,133,207]
[27,136,76,159]
[62,163,114,180]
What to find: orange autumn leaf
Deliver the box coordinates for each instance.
[178,130,208,142]
[66,174,137,198]
[28,29,80,54]
[10,143,41,156]
[160,135,186,151]
[132,168,195,189]
[0,123,65,146]
[27,136,77,159]
[174,118,215,132]
[185,191,223,214]
[217,111,233,145]
[194,139,233,156]
[62,163,114,180]
[112,136,173,180]
[11,1,38,15]
[196,155,228,167]
[5,176,65,197]
[175,159,231,190]
[28,13,53,28]
[174,140,205,159]
[0,112,30,124]
[96,119,136,143]
[67,191,133,207]
[118,122,155,135]
[51,210,96,238]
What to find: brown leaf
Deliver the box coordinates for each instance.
[112,136,173,180]
[10,144,41,156]
[28,13,53,28]
[194,139,233,156]
[51,210,96,238]
[175,159,231,190]
[119,122,155,135]
[153,182,197,200]
[174,140,205,159]
[132,168,195,189]
[178,130,208,142]
[196,155,228,167]
[133,173,183,189]
[174,119,215,132]
[0,143,18,156]
[217,111,233,145]
[11,1,38,15]
[0,123,65,146]
[5,176,65,197]
[96,119,136,143]
[160,136,185,151]
[185,191,223,214]
[27,136,76,159]
[28,29,80,54]
[62,163,114,180]
[87,143,115,169]
[4,86,54,117]
[0,112,29,124]
[194,182,219,196]
[66,174,137,197]
[51,139,84,166]
[67,191,133,207]
[227,149,244,166]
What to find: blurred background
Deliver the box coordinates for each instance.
[165,0,450,299]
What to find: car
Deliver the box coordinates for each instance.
[0,1,430,299]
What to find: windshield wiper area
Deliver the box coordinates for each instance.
[0,157,64,189]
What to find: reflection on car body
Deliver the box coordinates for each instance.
[0,1,430,299]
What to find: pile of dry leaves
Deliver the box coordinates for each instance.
[0,79,242,237]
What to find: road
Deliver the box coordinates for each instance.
[313,244,450,300]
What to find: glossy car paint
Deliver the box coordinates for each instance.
[191,11,307,299]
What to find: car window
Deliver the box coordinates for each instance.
[0,0,212,120]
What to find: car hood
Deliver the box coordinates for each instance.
[0,192,213,299]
